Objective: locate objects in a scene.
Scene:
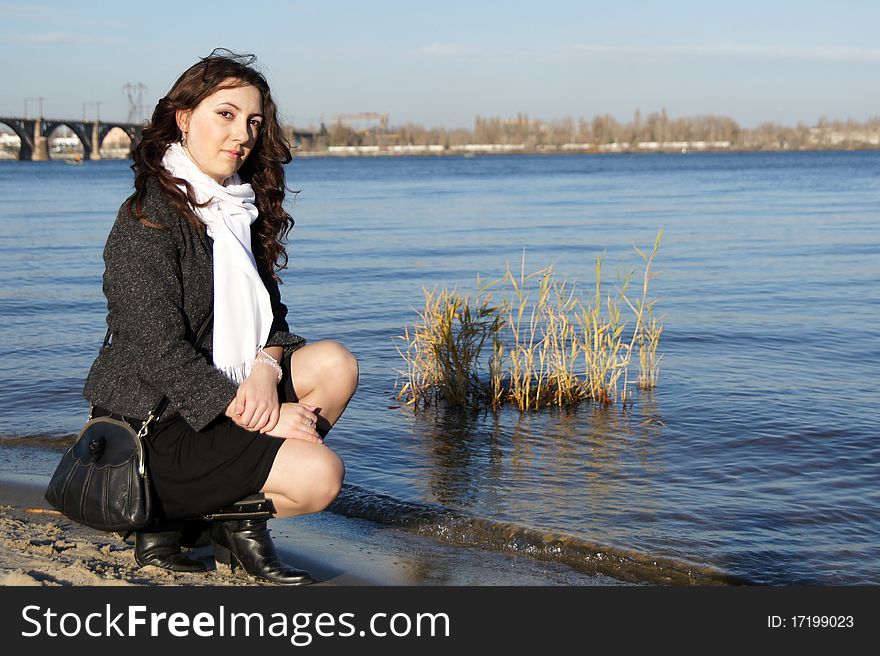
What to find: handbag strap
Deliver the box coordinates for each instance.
[100,310,215,429]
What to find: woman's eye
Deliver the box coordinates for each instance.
[250,120,263,129]
[219,110,233,118]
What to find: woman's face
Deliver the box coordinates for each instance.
[176,80,264,184]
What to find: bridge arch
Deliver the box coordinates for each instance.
[42,121,92,160]
[0,119,31,159]
[45,122,86,160]
[98,126,134,158]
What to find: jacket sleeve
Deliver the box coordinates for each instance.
[261,267,306,356]
[103,212,238,431]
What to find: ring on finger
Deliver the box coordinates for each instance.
[305,418,315,428]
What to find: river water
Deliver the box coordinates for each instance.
[1,151,878,584]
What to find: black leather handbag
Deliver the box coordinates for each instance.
[45,312,213,532]
[45,409,155,532]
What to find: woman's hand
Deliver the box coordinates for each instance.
[264,402,323,444]
[225,363,280,432]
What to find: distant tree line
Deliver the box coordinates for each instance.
[293,111,880,152]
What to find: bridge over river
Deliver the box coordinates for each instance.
[0,117,142,160]
[1,116,322,160]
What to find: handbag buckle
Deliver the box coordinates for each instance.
[134,412,155,476]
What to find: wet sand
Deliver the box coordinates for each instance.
[0,473,617,586]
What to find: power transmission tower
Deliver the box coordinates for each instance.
[122,83,147,123]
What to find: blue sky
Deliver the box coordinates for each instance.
[1,0,878,129]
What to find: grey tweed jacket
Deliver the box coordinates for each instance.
[82,178,305,431]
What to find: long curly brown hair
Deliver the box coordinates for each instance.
[127,49,293,277]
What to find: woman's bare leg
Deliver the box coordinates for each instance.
[284,340,359,436]
[261,439,345,517]
[262,340,357,517]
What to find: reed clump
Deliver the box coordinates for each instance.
[396,230,663,411]
[396,287,504,407]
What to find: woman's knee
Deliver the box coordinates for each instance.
[291,447,345,513]
[314,340,359,393]
[290,340,359,400]
[263,440,345,513]
[316,447,345,507]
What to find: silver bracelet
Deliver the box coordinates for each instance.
[253,354,283,383]
[257,347,278,361]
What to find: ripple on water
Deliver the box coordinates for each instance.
[1,153,879,583]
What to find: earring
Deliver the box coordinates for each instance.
[181,132,188,147]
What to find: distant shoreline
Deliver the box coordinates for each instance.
[2,145,878,162]
[293,144,880,158]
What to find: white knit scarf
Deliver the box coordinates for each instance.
[161,142,272,383]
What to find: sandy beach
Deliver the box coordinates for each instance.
[0,471,614,586]
[0,474,285,587]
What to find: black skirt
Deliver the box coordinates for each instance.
[93,356,300,519]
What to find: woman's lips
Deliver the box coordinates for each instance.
[223,150,242,159]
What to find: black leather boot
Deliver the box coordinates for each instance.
[179,520,212,549]
[135,526,208,573]
[211,519,315,585]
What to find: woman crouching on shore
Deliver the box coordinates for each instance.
[82,49,357,585]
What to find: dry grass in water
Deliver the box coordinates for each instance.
[396,286,504,407]
[396,230,663,411]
